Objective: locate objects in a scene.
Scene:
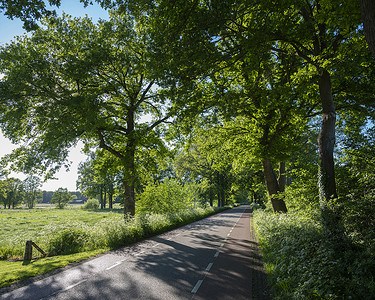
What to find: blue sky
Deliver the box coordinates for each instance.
[0,0,109,191]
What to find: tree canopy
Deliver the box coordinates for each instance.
[0,11,176,215]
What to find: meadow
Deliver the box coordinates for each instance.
[0,204,122,260]
[0,204,224,287]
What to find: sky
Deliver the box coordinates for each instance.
[0,0,109,191]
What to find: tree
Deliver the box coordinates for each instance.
[359,0,375,57]
[127,0,374,210]
[0,0,96,30]
[174,124,236,207]
[0,177,24,209]
[0,12,174,216]
[77,151,119,209]
[51,187,73,208]
[23,175,42,208]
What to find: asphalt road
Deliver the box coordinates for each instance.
[1,205,271,300]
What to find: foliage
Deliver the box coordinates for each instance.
[254,210,375,299]
[50,188,74,209]
[82,198,100,210]
[48,225,91,255]
[136,179,199,214]
[23,175,42,209]
[0,11,175,215]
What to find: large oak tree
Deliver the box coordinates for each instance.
[0,12,173,216]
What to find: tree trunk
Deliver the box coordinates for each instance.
[99,187,103,209]
[317,69,347,249]
[123,178,135,216]
[278,161,286,193]
[262,159,288,213]
[220,189,225,207]
[318,69,337,202]
[359,0,375,57]
[103,190,107,209]
[123,107,136,217]
[122,146,136,216]
[109,193,113,209]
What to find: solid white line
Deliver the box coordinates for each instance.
[191,280,203,294]
[106,262,122,270]
[63,279,87,291]
[205,262,213,272]
[214,251,220,258]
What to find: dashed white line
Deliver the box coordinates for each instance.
[220,243,224,248]
[205,262,213,272]
[227,233,230,237]
[191,280,203,294]
[106,262,122,270]
[63,279,87,291]
[214,251,220,258]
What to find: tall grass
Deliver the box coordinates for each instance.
[0,206,221,260]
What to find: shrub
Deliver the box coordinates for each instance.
[136,179,199,214]
[254,210,375,299]
[82,198,100,210]
[47,224,91,255]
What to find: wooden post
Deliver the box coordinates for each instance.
[24,240,33,261]
[31,241,47,257]
[24,240,46,262]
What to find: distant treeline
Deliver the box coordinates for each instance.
[42,191,86,203]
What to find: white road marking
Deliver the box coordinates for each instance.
[227,233,230,236]
[152,243,159,248]
[214,251,220,258]
[106,262,122,270]
[135,251,145,256]
[63,279,88,291]
[220,243,224,248]
[191,280,203,294]
[205,263,213,272]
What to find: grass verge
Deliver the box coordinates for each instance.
[0,249,107,288]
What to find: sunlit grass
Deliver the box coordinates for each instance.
[0,206,122,259]
[0,249,107,288]
[0,205,226,287]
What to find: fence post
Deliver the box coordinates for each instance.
[24,240,33,261]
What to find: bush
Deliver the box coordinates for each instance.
[47,224,92,255]
[254,210,375,299]
[82,198,100,210]
[136,179,199,214]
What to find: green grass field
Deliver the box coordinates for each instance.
[0,205,123,260]
[0,205,224,288]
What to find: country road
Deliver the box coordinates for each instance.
[1,206,271,300]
